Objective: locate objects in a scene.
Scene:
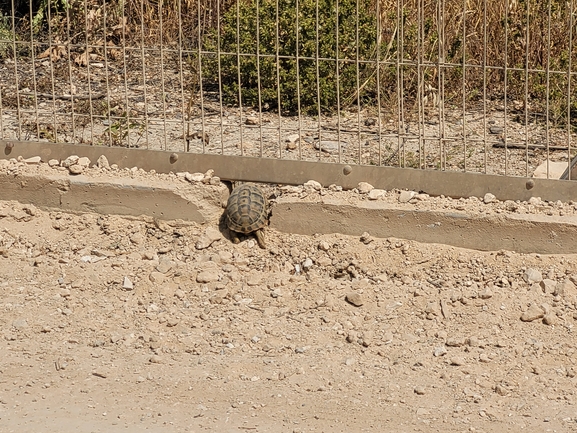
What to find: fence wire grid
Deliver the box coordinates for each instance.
[0,0,576,179]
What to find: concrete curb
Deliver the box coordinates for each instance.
[2,171,576,254]
[269,198,577,254]
[0,172,226,223]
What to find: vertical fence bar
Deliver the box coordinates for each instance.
[523,0,530,177]
[438,0,446,170]
[397,0,404,167]
[417,0,424,169]
[215,0,225,154]
[46,0,59,143]
[315,0,322,160]
[295,0,303,161]
[235,0,244,155]
[28,0,40,140]
[482,0,487,173]
[65,2,76,143]
[9,0,22,140]
[503,0,509,176]
[121,0,131,148]
[375,0,382,167]
[158,0,168,151]
[101,0,112,146]
[567,0,575,180]
[355,0,361,164]
[335,0,342,163]
[545,0,552,178]
[197,0,206,154]
[256,0,264,158]
[275,0,282,159]
[461,0,467,171]
[138,0,150,149]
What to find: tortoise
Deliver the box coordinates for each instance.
[225,182,268,248]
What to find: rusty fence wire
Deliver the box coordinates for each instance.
[0,0,576,179]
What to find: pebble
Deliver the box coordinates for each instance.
[489,126,503,134]
[414,385,426,395]
[96,155,110,170]
[450,356,466,366]
[344,357,356,366]
[122,276,134,290]
[245,116,259,125]
[364,118,376,126]
[318,241,331,251]
[149,355,163,364]
[149,272,165,283]
[68,164,84,175]
[197,269,220,283]
[483,193,496,204]
[539,279,557,294]
[77,156,91,167]
[368,189,385,200]
[156,259,174,274]
[554,279,575,297]
[523,268,543,284]
[542,313,556,325]
[433,346,447,357]
[360,232,373,244]
[304,180,322,191]
[24,156,41,164]
[357,182,374,194]
[62,155,79,167]
[302,258,313,271]
[345,292,364,307]
[246,273,262,286]
[12,319,28,330]
[520,304,544,322]
[48,159,60,167]
[195,227,223,250]
[314,140,347,154]
[399,190,416,203]
[187,172,205,182]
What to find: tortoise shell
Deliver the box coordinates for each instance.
[225,183,268,234]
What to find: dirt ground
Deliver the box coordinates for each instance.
[2,170,577,433]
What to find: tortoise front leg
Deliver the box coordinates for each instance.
[230,230,241,244]
[255,229,266,249]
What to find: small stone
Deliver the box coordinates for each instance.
[77,156,91,167]
[539,279,557,294]
[304,180,322,191]
[318,241,331,251]
[479,353,491,363]
[489,126,503,134]
[62,155,79,167]
[48,159,59,167]
[450,357,466,366]
[399,190,416,203]
[195,227,223,250]
[286,134,300,148]
[495,384,508,396]
[24,156,41,164]
[149,355,163,364]
[149,272,165,283]
[479,287,493,299]
[483,193,496,204]
[129,233,145,245]
[196,270,220,283]
[543,313,556,325]
[345,292,364,307]
[187,172,205,182]
[166,318,179,327]
[523,268,543,284]
[344,357,356,366]
[92,369,108,379]
[156,259,174,274]
[12,319,28,330]
[446,337,465,347]
[302,258,313,271]
[245,116,259,125]
[315,140,347,154]
[520,304,545,322]
[364,118,376,126]
[246,273,262,286]
[433,346,448,357]
[96,155,110,170]
[122,276,134,290]
[357,182,374,194]
[414,385,426,395]
[555,279,576,297]
[368,189,385,200]
[360,232,373,245]
[68,164,84,175]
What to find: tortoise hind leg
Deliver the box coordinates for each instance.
[230,230,241,244]
[255,229,266,249]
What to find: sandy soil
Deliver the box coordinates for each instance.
[1,170,577,432]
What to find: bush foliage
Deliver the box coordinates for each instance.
[205,0,378,114]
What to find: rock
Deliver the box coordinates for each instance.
[446,337,465,347]
[483,193,496,204]
[399,190,416,203]
[520,304,544,322]
[345,292,363,307]
[196,270,220,283]
[195,227,223,250]
[96,155,110,170]
[495,384,508,396]
[360,232,373,244]
[450,357,466,366]
[314,140,347,154]
[302,258,313,271]
[489,126,503,134]
[48,159,60,167]
[122,276,134,290]
[77,156,91,168]
[12,319,28,330]
[543,313,556,325]
[149,355,163,364]
[533,160,568,180]
[318,241,331,251]
[24,156,41,164]
[68,164,84,175]
[286,134,300,150]
[414,385,426,395]
[245,116,259,125]
[187,172,205,182]
[364,118,376,126]
[523,268,543,284]
[433,346,447,357]
[368,189,385,200]
[357,182,374,194]
[246,273,262,286]
[62,155,79,167]
[304,180,322,191]
[129,233,145,245]
[344,357,356,366]
[156,259,174,274]
[554,279,575,297]
[539,279,557,294]
[149,272,165,283]
[479,286,493,299]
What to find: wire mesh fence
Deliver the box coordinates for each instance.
[0,0,576,179]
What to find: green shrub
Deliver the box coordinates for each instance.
[205,0,378,114]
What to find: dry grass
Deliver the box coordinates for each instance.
[2,0,576,126]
